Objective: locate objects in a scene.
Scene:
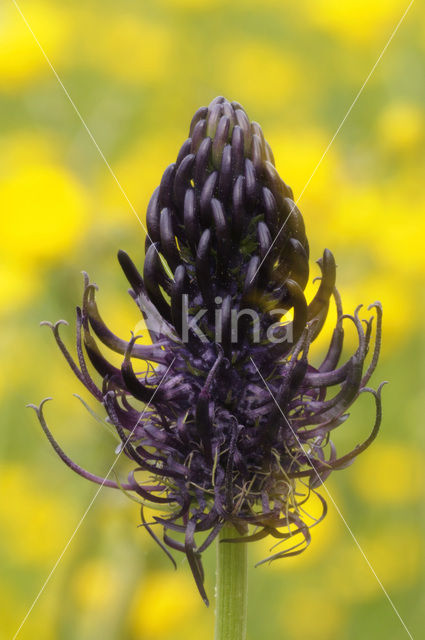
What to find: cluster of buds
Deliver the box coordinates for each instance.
[32,97,383,604]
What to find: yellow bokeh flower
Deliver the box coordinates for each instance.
[305,0,407,44]
[326,525,421,603]
[72,559,121,611]
[129,571,201,637]
[0,162,88,265]
[0,464,76,565]
[0,151,88,312]
[377,102,425,154]
[0,2,70,90]
[0,259,41,317]
[160,0,224,10]
[269,126,340,209]
[351,443,425,504]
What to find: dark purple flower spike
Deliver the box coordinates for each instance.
[31,97,383,605]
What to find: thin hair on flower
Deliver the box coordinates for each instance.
[30,96,383,605]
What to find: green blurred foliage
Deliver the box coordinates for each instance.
[0,1,424,638]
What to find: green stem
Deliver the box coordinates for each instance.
[214,524,248,640]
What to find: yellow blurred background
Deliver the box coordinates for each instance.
[1,1,424,638]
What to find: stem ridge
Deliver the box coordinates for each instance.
[215,524,248,640]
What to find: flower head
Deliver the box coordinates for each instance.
[31,96,383,604]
